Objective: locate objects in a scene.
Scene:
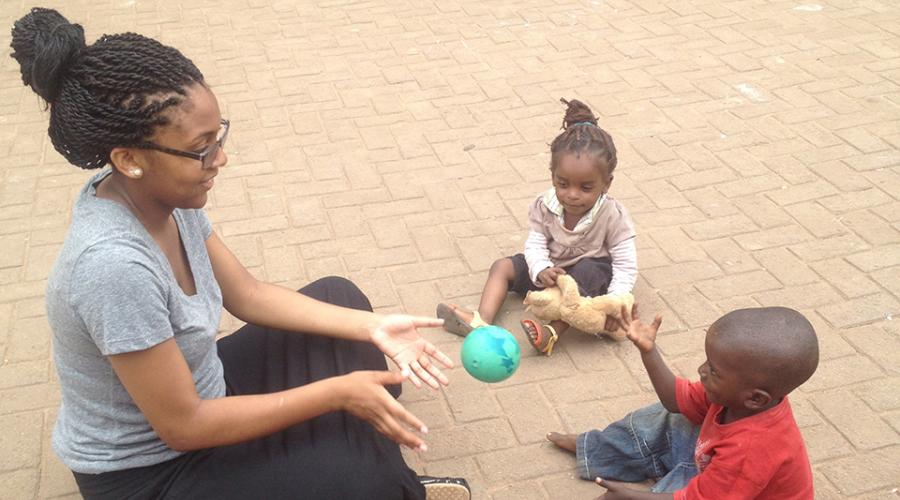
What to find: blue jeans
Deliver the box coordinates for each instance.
[576,403,701,493]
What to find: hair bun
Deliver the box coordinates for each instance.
[10,7,86,103]
[559,98,598,129]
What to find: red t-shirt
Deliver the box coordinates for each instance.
[674,378,814,500]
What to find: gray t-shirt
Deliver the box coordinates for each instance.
[47,169,225,474]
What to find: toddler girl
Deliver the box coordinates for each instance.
[437,98,637,355]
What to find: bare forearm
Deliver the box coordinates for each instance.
[641,347,678,412]
[165,377,342,451]
[227,280,377,342]
[208,233,378,342]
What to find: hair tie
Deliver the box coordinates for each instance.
[570,121,597,127]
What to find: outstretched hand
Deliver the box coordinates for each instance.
[620,304,662,354]
[370,315,454,389]
[338,370,429,451]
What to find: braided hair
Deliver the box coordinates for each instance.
[550,98,617,176]
[10,7,204,169]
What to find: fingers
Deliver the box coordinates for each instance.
[424,343,455,369]
[631,302,640,320]
[377,369,409,386]
[376,398,428,451]
[410,316,445,329]
[595,477,617,490]
[539,268,566,287]
[406,344,452,389]
[351,373,431,450]
[619,305,632,327]
[410,360,440,389]
[603,316,619,333]
[603,316,613,331]
[538,271,552,287]
[381,366,422,390]
[406,368,423,388]
[391,398,428,434]
[418,352,451,386]
[651,314,663,330]
[549,268,565,282]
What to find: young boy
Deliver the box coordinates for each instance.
[547,306,819,499]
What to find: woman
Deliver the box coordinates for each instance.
[11,8,469,499]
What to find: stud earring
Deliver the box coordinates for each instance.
[131,168,143,178]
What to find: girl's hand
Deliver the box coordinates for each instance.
[620,304,662,354]
[370,315,454,389]
[603,314,623,334]
[337,371,429,451]
[537,267,566,288]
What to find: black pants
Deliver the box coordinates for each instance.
[73,277,424,500]
[508,253,613,297]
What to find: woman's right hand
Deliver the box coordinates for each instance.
[336,370,429,451]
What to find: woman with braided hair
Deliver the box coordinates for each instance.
[437,98,638,355]
[11,8,470,500]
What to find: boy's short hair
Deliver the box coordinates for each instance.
[710,307,818,398]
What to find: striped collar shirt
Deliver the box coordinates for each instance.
[542,188,606,232]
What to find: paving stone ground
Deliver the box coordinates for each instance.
[1,0,899,498]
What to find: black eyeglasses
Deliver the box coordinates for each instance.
[138,119,230,169]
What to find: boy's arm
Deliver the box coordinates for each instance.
[595,478,674,500]
[620,305,678,413]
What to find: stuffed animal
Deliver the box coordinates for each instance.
[523,274,634,341]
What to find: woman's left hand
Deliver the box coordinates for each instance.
[370,315,454,389]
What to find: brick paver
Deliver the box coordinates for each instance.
[1,1,899,499]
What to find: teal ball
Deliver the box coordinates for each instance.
[460,326,521,383]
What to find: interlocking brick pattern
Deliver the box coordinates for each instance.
[1,1,898,498]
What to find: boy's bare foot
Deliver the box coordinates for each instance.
[547,432,577,453]
[436,303,475,337]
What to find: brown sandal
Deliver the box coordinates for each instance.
[520,319,558,356]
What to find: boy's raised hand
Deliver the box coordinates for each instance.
[620,304,662,354]
[624,305,678,414]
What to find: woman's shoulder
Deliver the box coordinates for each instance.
[54,205,164,293]
[57,236,165,304]
[66,207,155,264]
[48,227,168,328]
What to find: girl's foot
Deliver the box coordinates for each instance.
[546,432,577,454]
[436,303,475,337]
[520,319,558,356]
